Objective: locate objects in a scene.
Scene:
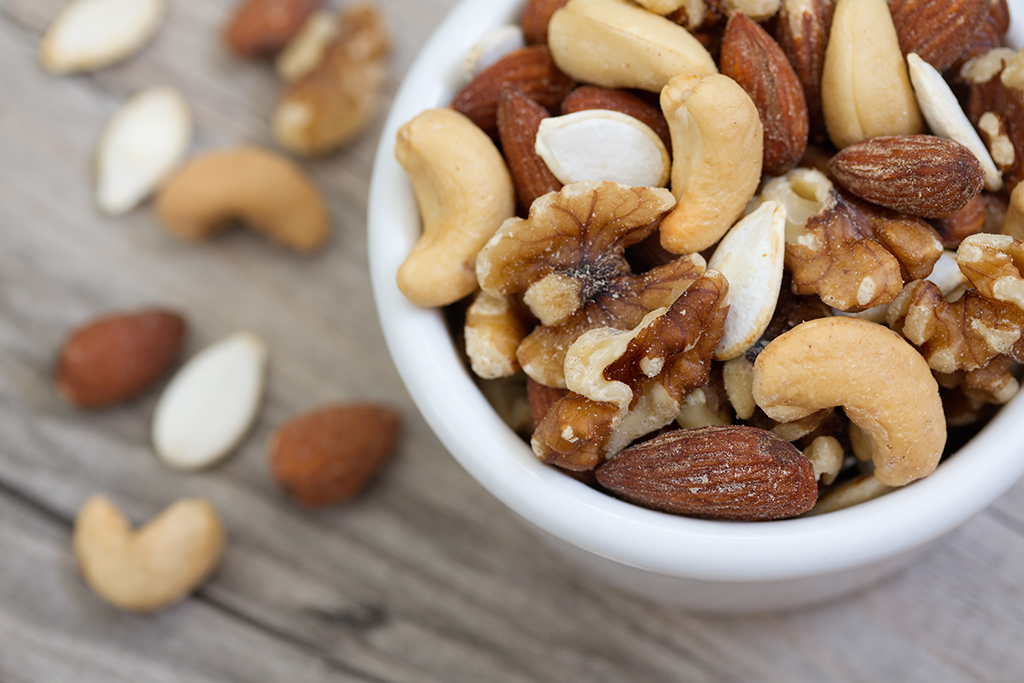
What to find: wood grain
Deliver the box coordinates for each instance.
[1,0,1023,681]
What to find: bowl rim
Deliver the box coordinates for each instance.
[369,0,1024,582]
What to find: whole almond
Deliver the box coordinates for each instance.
[56,309,186,408]
[595,425,818,520]
[497,84,563,210]
[527,378,569,428]
[521,0,571,44]
[452,45,575,133]
[721,11,809,175]
[775,0,833,144]
[889,0,988,72]
[561,85,671,150]
[269,404,402,506]
[828,135,985,218]
[224,0,326,58]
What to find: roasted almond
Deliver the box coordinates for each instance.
[889,0,989,72]
[497,84,563,210]
[828,135,985,218]
[561,85,671,150]
[452,45,575,133]
[269,404,401,506]
[521,0,571,44]
[224,0,326,58]
[527,377,569,428]
[56,309,186,409]
[595,425,818,521]
[775,0,833,144]
[721,11,809,176]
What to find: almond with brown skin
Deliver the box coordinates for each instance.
[498,84,563,210]
[828,135,985,218]
[527,377,569,428]
[224,0,326,58]
[269,404,401,507]
[721,11,809,176]
[595,425,818,520]
[452,45,575,133]
[521,0,570,44]
[889,0,989,72]
[561,85,672,150]
[56,309,186,408]
[775,0,833,144]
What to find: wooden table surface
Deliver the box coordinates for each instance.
[2,1,1023,681]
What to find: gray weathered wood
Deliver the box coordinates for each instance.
[1,0,1024,681]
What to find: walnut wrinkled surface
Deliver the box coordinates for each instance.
[531,272,729,471]
[760,168,942,312]
[477,180,707,387]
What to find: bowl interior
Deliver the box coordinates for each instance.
[368,0,1024,582]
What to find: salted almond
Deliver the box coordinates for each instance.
[535,110,670,188]
[152,332,268,471]
[497,85,562,210]
[40,0,165,74]
[908,53,1001,192]
[521,0,571,44]
[708,201,787,360]
[889,0,988,72]
[828,135,985,218]
[721,11,809,176]
[595,425,818,521]
[56,309,186,408]
[96,87,191,215]
[269,404,401,506]
[775,0,834,143]
[463,25,526,79]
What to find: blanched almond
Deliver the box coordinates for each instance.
[96,87,191,215]
[152,332,268,471]
[707,201,787,360]
[40,0,165,74]
[534,110,670,188]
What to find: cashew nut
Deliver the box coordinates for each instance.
[547,0,717,93]
[820,0,923,149]
[752,317,945,486]
[155,146,330,252]
[73,496,225,613]
[396,108,515,307]
[659,74,764,254]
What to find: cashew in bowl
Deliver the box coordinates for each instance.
[659,73,764,254]
[396,108,515,308]
[547,0,717,93]
[155,146,330,252]
[752,316,945,487]
[73,495,225,613]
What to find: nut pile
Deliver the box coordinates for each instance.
[396,0,1024,520]
[40,0,402,612]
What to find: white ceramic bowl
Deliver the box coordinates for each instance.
[369,0,1024,612]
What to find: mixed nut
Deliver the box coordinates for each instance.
[396,0,1024,520]
[41,0,402,612]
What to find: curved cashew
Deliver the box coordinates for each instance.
[156,146,329,252]
[73,496,225,613]
[659,74,764,254]
[547,0,717,93]
[752,317,945,486]
[820,0,923,149]
[395,108,515,307]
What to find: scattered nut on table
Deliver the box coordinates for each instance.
[56,309,187,409]
[156,146,330,252]
[74,495,225,613]
[40,0,166,74]
[224,0,326,58]
[269,404,402,507]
